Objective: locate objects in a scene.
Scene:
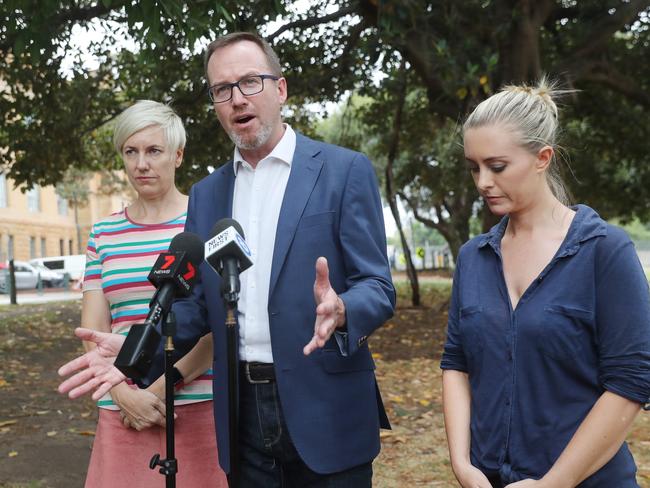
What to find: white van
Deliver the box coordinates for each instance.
[30,254,86,282]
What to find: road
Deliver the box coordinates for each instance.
[0,288,82,305]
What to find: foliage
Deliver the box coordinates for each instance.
[0,1,290,190]
[1,0,650,259]
[408,220,447,247]
[301,0,650,257]
[612,218,650,242]
[56,167,90,205]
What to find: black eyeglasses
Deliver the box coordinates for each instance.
[207,74,280,103]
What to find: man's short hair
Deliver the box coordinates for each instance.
[204,32,282,84]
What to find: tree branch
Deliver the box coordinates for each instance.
[399,31,459,119]
[266,5,358,42]
[53,0,131,25]
[544,5,581,29]
[556,0,650,71]
[397,190,437,228]
[581,62,650,107]
[78,111,123,138]
[385,62,420,305]
[1,1,130,52]
[334,19,368,79]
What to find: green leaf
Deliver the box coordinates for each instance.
[217,5,234,24]
[13,37,25,56]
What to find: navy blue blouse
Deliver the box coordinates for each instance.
[441,205,650,486]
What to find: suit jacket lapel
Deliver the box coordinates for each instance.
[215,162,235,221]
[269,135,323,295]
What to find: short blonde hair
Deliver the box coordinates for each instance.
[113,100,186,154]
[464,77,571,204]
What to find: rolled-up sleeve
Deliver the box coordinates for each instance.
[441,253,468,372]
[596,231,650,405]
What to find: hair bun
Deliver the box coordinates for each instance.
[503,79,559,119]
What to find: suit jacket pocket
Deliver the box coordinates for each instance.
[296,211,335,231]
[320,348,375,374]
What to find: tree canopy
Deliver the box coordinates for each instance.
[1,1,649,259]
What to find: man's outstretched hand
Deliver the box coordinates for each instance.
[58,328,126,401]
[304,257,346,356]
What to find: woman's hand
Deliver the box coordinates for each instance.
[453,462,493,488]
[112,385,166,431]
[58,328,127,400]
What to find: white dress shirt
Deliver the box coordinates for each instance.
[232,124,296,363]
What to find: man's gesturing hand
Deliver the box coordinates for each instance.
[58,327,127,401]
[303,257,346,356]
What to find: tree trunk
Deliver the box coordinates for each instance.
[73,195,82,254]
[388,192,420,306]
[397,190,473,265]
[481,204,501,233]
[386,61,420,307]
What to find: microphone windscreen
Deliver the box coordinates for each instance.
[210,218,245,240]
[169,231,204,265]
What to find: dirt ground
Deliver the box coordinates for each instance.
[0,288,649,487]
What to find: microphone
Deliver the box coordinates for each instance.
[147,232,204,323]
[114,231,205,381]
[204,218,253,306]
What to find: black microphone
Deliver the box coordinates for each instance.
[204,218,253,306]
[114,231,205,381]
[146,232,204,322]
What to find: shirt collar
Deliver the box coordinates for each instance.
[232,124,296,175]
[478,204,608,256]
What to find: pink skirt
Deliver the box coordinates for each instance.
[85,401,227,488]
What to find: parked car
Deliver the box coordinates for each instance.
[31,263,66,287]
[0,261,65,292]
[29,255,85,282]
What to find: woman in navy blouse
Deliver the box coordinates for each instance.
[441,79,650,487]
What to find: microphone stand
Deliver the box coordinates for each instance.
[225,304,240,488]
[149,311,178,488]
[221,256,241,488]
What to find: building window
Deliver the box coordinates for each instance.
[40,237,46,257]
[69,239,73,255]
[30,236,36,259]
[57,193,68,216]
[8,235,14,260]
[0,173,7,208]
[59,239,65,256]
[27,186,40,212]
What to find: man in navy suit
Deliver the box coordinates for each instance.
[59,32,394,486]
[186,32,395,486]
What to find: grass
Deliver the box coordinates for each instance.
[393,279,452,308]
[387,275,650,487]
[0,482,45,488]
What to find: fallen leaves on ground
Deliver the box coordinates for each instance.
[1,288,649,487]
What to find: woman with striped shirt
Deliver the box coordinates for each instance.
[81,100,226,487]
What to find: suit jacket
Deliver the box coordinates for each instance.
[171,133,395,474]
